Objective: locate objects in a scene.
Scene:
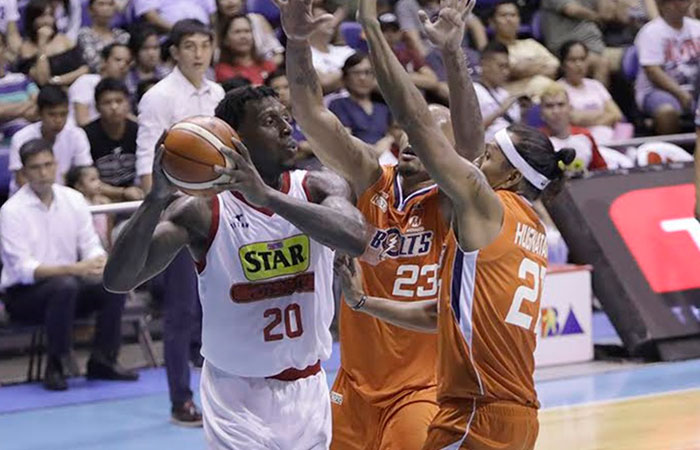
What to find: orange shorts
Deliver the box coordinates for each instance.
[330,368,439,450]
[422,398,539,450]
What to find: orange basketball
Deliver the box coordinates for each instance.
[161,116,240,197]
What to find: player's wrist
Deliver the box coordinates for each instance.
[351,293,367,311]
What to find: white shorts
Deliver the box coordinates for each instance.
[201,360,332,450]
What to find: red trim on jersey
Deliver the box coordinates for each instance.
[195,196,220,273]
[266,360,321,381]
[233,171,291,216]
[301,172,312,202]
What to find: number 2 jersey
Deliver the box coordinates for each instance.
[437,190,547,408]
[195,170,334,377]
[340,165,450,405]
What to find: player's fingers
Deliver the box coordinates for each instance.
[313,13,335,27]
[418,9,430,25]
[231,138,253,162]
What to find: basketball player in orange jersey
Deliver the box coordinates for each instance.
[104,86,371,449]
[334,0,576,448]
[275,0,482,447]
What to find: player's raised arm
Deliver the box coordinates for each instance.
[359,0,503,249]
[276,0,382,197]
[421,0,484,161]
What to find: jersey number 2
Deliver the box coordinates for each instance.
[505,258,546,331]
[263,304,304,342]
[392,264,439,298]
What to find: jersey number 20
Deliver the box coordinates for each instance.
[505,258,546,331]
[263,304,303,342]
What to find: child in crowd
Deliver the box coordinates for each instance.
[65,165,111,249]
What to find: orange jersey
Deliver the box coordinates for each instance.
[340,165,450,406]
[436,191,547,408]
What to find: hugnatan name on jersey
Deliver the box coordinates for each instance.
[369,228,434,259]
[239,234,310,281]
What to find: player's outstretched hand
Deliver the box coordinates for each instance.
[356,0,378,25]
[334,254,366,307]
[419,0,476,51]
[213,138,272,206]
[150,144,177,201]
[273,0,334,41]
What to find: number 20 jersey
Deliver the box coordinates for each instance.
[340,165,450,406]
[195,170,334,377]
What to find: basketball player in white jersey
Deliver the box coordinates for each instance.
[104,86,370,449]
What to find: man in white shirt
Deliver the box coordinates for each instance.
[0,139,138,391]
[135,18,224,427]
[134,0,216,33]
[69,43,132,127]
[9,85,92,192]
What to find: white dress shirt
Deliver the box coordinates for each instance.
[133,0,216,26]
[9,122,93,192]
[0,184,106,288]
[68,73,101,125]
[135,66,225,176]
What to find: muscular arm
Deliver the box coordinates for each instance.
[355,297,438,333]
[263,170,370,256]
[286,39,382,197]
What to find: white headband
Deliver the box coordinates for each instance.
[494,128,550,190]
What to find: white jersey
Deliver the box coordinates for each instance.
[197,170,335,377]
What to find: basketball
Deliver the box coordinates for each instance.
[161,116,240,197]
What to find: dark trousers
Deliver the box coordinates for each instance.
[151,250,201,407]
[5,276,126,359]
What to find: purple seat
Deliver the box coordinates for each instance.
[339,21,367,52]
[247,0,280,27]
[530,11,543,41]
[622,46,639,81]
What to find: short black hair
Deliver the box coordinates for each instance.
[19,138,53,166]
[24,0,55,44]
[221,76,252,92]
[482,40,509,58]
[489,0,519,19]
[341,52,369,78]
[37,85,68,111]
[559,40,588,61]
[128,23,159,55]
[215,86,278,129]
[170,19,214,48]
[65,165,92,189]
[94,77,129,104]
[264,67,287,86]
[101,42,130,61]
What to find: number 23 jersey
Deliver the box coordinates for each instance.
[195,170,334,377]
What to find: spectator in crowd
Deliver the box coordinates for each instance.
[77,0,131,73]
[0,0,22,60]
[84,78,143,201]
[65,164,111,248]
[51,0,82,42]
[9,85,92,190]
[559,40,624,142]
[328,52,393,146]
[134,0,217,33]
[215,0,284,65]
[125,26,171,102]
[635,0,700,135]
[541,0,610,85]
[378,13,448,102]
[17,0,89,87]
[214,14,277,84]
[69,43,132,126]
[309,4,355,93]
[540,82,608,171]
[0,138,138,391]
[0,32,39,146]
[474,42,523,141]
[136,19,224,426]
[692,0,700,19]
[490,0,559,96]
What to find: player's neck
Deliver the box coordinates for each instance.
[400,172,433,196]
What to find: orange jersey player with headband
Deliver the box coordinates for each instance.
[337,0,578,448]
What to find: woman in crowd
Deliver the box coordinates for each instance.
[558,40,625,142]
[17,0,89,87]
[214,14,277,85]
[215,0,284,65]
[125,25,170,100]
[51,0,82,41]
[77,0,130,73]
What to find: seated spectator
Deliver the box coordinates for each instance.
[215,0,284,65]
[0,138,138,391]
[0,0,22,60]
[134,0,217,33]
[559,40,624,142]
[9,85,92,190]
[84,78,143,201]
[0,32,39,146]
[65,165,111,248]
[69,43,132,126]
[125,26,171,102]
[635,0,700,135]
[539,82,608,171]
[328,53,392,146]
[474,42,523,141]
[52,0,82,42]
[265,68,320,170]
[490,0,560,96]
[77,0,130,73]
[541,0,610,85]
[214,14,277,84]
[17,0,89,87]
[378,13,448,102]
[309,4,355,93]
